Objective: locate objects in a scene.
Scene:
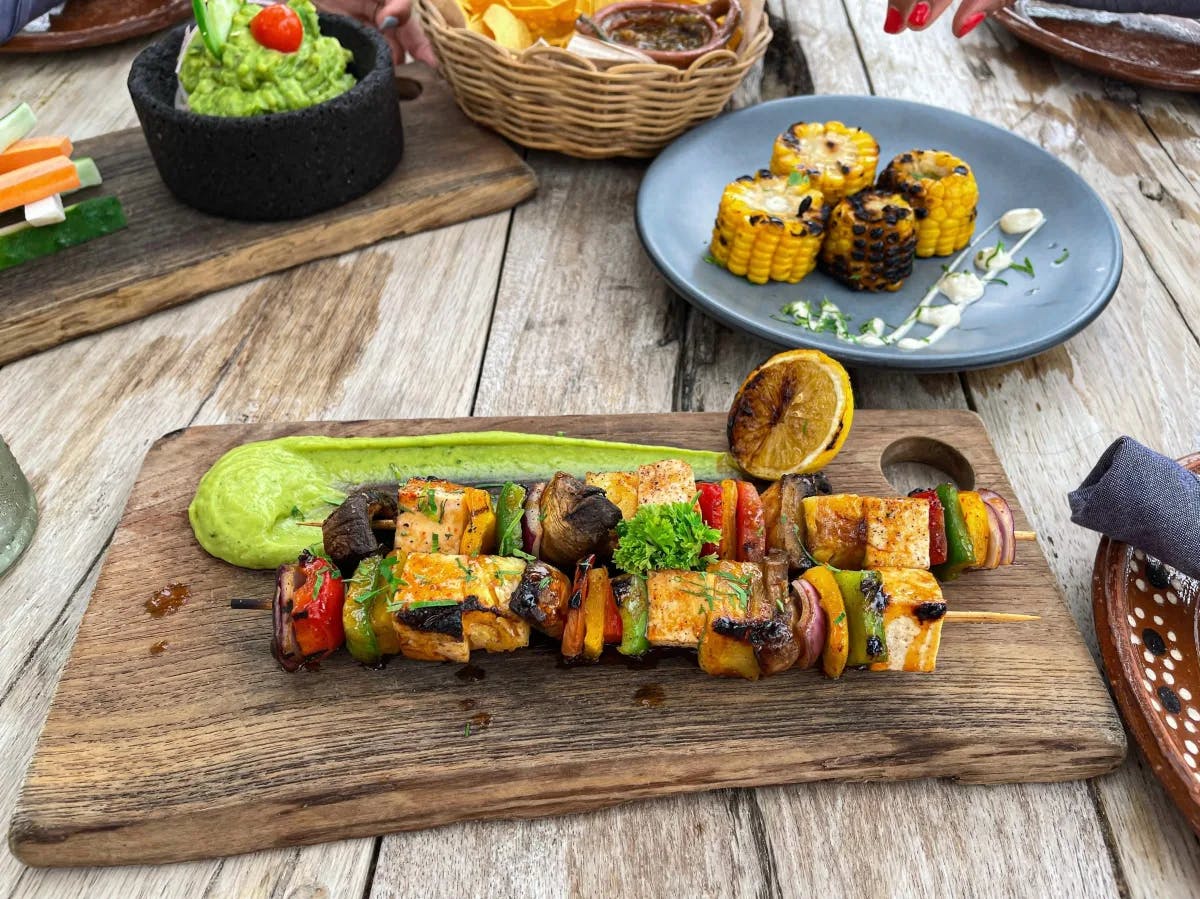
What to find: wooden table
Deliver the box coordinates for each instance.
[1,3,1198,896]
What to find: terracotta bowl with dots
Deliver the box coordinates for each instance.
[1093,452,1200,836]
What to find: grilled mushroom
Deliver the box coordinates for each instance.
[271,560,308,673]
[537,472,622,569]
[509,559,572,638]
[753,550,801,675]
[322,488,399,575]
[763,472,833,572]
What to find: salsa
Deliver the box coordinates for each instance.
[608,9,712,52]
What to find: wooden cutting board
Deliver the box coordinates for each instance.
[0,66,536,366]
[10,411,1126,867]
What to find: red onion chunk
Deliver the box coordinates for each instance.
[978,488,1016,566]
[522,482,546,557]
[980,502,1003,570]
[791,577,827,669]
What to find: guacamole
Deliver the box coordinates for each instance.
[180,0,355,117]
[188,432,740,569]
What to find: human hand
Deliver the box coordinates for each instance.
[882,0,1012,37]
[316,0,438,66]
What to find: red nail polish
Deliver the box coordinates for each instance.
[884,6,903,33]
[908,2,930,27]
[956,11,986,36]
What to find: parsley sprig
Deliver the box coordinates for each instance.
[612,498,720,577]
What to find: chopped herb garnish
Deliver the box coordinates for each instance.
[513,548,536,561]
[702,253,720,266]
[431,533,440,553]
[465,722,471,737]
[834,612,846,626]
[409,599,459,609]
[1054,248,1069,264]
[775,597,786,614]
[787,171,809,188]
[537,576,552,592]
[1010,256,1035,276]
[613,502,720,577]
[289,506,302,519]
[990,277,1008,286]
[418,488,441,521]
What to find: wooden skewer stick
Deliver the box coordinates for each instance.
[944,611,1040,623]
[1014,530,1037,541]
[231,597,272,611]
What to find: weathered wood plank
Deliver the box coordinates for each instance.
[837,9,1200,895]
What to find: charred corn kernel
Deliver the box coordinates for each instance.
[769,121,879,204]
[710,170,827,285]
[818,189,917,292]
[878,150,979,258]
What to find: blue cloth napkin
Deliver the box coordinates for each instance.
[1069,437,1200,579]
[1,0,61,45]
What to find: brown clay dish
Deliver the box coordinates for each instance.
[995,6,1200,93]
[0,0,191,53]
[578,0,740,67]
[1093,452,1200,836]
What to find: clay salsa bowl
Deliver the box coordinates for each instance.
[579,0,741,67]
[127,14,403,221]
[1093,452,1200,836]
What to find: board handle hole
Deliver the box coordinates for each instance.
[880,437,976,495]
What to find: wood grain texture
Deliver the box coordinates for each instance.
[0,66,534,366]
[11,412,1123,867]
[833,7,1200,894]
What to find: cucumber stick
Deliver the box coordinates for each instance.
[0,104,36,155]
[0,196,127,272]
[192,0,241,58]
[70,158,102,191]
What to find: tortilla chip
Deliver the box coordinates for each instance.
[482,4,533,49]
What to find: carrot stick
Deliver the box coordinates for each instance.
[0,137,72,175]
[0,156,81,214]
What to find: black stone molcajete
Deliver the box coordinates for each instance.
[128,15,403,222]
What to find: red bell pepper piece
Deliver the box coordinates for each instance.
[910,488,949,567]
[292,553,345,657]
[735,481,766,563]
[696,482,724,558]
[603,584,623,643]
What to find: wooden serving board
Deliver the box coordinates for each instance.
[0,66,536,366]
[10,411,1125,867]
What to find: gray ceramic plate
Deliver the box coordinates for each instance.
[636,95,1123,372]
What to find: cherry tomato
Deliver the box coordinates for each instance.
[735,481,766,563]
[696,482,724,558]
[292,553,345,657]
[250,4,304,54]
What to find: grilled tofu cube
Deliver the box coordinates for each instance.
[390,552,469,663]
[863,497,930,570]
[698,562,767,679]
[463,556,530,653]
[395,479,496,556]
[586,471,640,520]
[646,570,709,647]
[869,568,945,673]
[636,459,696,507]
[802,494,866,568]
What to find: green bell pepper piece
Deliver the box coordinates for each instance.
[833,569,888,667]
[343,555,385,664]
[932,483,975,582]
[614,574,650,657]
[497,482,527,557]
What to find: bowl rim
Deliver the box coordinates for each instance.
[128,12,394,128]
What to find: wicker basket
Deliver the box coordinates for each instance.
[418,0,771,158]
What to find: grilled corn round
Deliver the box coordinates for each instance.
[878,150,979,258]
[710,170,828,285]
[818,189,917,292]
[769,121,879,204]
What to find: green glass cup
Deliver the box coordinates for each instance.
[0,437,37,577]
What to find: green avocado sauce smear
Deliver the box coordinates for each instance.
[180,0,355,117]
[189,431,740,569]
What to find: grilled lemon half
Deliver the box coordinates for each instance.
[727,349,854,479]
